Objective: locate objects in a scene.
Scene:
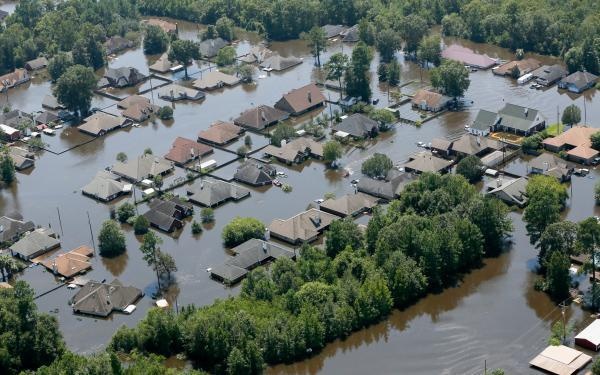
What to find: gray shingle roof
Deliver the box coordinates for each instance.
[560,71,598,90]
[199,38,227,58]
[0,213,35,243]
[234,162,274,186]
[82,171,128,202]
[111,155,173,182]
[259,55,302,71]
[234,105,289,130]
[72,279,142,317]
[471,109,499,132]
[319,192,378,217]
[187,179,250,207]
[333,113,379,138]
[497,103,544,132]
[9,229,60,259]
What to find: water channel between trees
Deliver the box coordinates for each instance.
[2,4,600,374]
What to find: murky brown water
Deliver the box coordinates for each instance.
[2,5,600,373]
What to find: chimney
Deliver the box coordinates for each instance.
[262,241,268,253]
[52,261,57,274]
[264,228,270,240]
[496,178,502,188]
[307,92,312,103]
[170,89,174,99]
[524,108,528,117]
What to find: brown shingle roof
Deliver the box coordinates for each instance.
[198,121,242,145]
[411,89,450,109]
[492,58,541,76]
[275,83,326,115]
[269,208,338,244]
[234,105,289,130]
[164,137,213,164]
[40,246,93,278]
[543,126,598,150]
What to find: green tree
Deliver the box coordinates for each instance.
[222,217,264,247]
[562,104,581,127]
[595,182,600,204]
[117,202,136,223]
[140,231,164,290]
[47,52,73,82]
[375,29,400,63]
[238,64,254,82]
[98,220,126,257]
[191,221,202,234]
[322,140,343,167]
[325,53,349,99]
[521,134,544,153]
[538,221,578,271]
[72,26,105,70]
[143,25,169,55]
[398,14,428,55]
[215,16,235,42]
[0,254,18,281]
[377,63,388,82]
[325,219,363,258]
[361,153,393,178]
[578,217,600,311]
[216,46,236,66]
[157,106,173,120]
[345,42,372,101]
[456,155,484,183]
[369,108,396,130]
[133,215,150,235]
[592,356,600,375]
[53,64,97,116]
[202,25,218,40]
[417,35,441,67]
[144,148,153,155]
[270,124,295,147]
[523,175,567,244]
[0,281,65,374]
[387,59,400,86]
[302,26,327,67]
[382,251,427,307]
[592,132,600,151]
[168,39,200,79]
[200,207,215,223]
[430,60,470,98]
[0,149,15,184]
[545,251,570,301]
[116,152,128,163]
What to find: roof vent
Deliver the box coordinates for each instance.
[524,108,529,117]
[262,241,267,252]
[307,92,312,103]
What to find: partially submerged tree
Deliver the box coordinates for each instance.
[323,140,343,167]
[361,153,393,178]
[302,26,327,67]
[168,39,200,79]
[222,217,264,247]
[456,155,484,183]
[325,53,349,99]
[98,220,126,257]
[143,25,169,55]
[430,60,471,98]
[53,64,97,117]
[562,104,581,127]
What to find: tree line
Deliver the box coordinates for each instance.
[104,172,511,374]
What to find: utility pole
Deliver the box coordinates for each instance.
[584,97,587,125]
[56,207,64,237]
[556,105,560,135]
[559,302,567,344]
[87,211,96,255]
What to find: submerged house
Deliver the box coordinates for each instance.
[542,125,600,165]
[233,161,276,186]
[9,147,35,170]
[0,212,35,245]
[403,152,453,174]
[262,138,323,164]
[493,103,546,136]
[0,68,30,90]
[82,171,131,202]
[199,38,228,59]
[269,208,338,244]
[24,57,49,71]
[9,228,60,261]
[532,64,568,86]
[186,179,250,207]
[234,105,289,130]
[528,152,573,182]
[118,95,159,122]
[111,154,174,182]
[146,18,178,34]
[559,71,599,93]
[441,45,497,70]
[411,89,451,112]
[40,246,93,279]
[0,124,21,141]
[164,137,213,166]
[192,70,240,91]
[274,83,326,116]
[72,279,143,317]
[78,112,130,137]
[99,67,147,88]
[492,58,541,77]
[104,36,134,55]
[486,176,528,207]
[319,192,378,218]
[158,84,205,102]
[198,121,243,145]
[143,197,193,233]
[259,55,302,72]
[149,53,182,73]
[332,113,379,139]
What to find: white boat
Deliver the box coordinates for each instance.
[53,124,63,129]
[42,128,55,135]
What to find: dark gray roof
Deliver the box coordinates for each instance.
[187,179,250,207]
[210,263,247,284]
[0,213,35,243]
[321,25,347,39]
[471,109,499,131]
[104,36,134,55]
[102,67,146,88]
[200,38,227,58]
[42,95,63,110]
[486,177,528,206]
[333,113,378,138]
[9,229,60,259]
[82,171,128,202]
[143,209,181,232]
[34,111,59,125]
[497,103,543,132]
[529,152,573,180]
[561,71,598,90]
[72,279,142,317]
[259,55,302,71]
[0,110,31,128]
[533,64,567,84]
[341,25,359,42]
[234,162,274,186]
[234,105,289,130]
[228,239,295,269]
[357,174,410,200]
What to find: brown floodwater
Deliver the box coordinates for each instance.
[2,5,600,373]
